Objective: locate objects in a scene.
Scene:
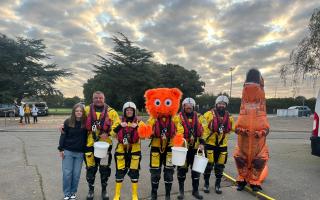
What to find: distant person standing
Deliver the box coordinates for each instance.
[24,104,31,124]
[32,104,39,124]
[19,104,24,123]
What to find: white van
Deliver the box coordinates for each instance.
[311,89,320,157]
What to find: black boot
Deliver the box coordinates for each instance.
[215,178,222,194]
[86,167,97,200]
[237,181,247,191]
[192,179,203,200]
[203,174,210,193]
[101,185,109,200]
[151,183,158,200]
[250,184,262,192]
[100,166,110,200]
[177,180,184,200]
[165,183,172,200]
[86,185,94,200]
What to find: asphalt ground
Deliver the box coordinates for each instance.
[0,116,318,200]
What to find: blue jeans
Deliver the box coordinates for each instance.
[62,150,84,196]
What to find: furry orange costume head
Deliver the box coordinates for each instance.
[144,88,182,118]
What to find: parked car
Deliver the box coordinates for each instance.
[311,90,320,157]
[35,102,49,116]
[0,104,19,117]
[288,106,312,117]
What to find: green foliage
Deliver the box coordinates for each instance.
[196,93,241,114]
[48,108,72,115]
[63,96,81,108]
[155,64,205,99]
[40,92,64,108]
[0,33,70,103]
[83,33,205,110]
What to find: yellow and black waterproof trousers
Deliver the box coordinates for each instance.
[177,147,202,192]
[149,144,174,195]
[204,144,228,184]
[177,147,201,181]
[84,144,113,190]
[114,143,141,183]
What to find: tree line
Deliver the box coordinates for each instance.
[196,94,316,114]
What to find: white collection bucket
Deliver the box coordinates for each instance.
[93,141,110,158]
[171,139,188,166]
[192,148,208,174]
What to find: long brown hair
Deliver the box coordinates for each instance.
[68,103,86,128]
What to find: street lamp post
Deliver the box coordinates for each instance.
[229,67,235,98]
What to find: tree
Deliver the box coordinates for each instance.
[41,92,65,108]
[83,33,206,110]
[155,64,205,99]
[63,96,81,108]
[84,33,157,109]
[0,33,70,103]
[280,8,320,86]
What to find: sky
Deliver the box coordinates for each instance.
[1,0,320,98]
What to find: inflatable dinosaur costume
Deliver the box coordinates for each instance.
[234,69,270,192]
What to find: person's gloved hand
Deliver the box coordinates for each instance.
[138,124,153,139]
[100,133,108,140]
[121,122,128,127]
[198,144,205,152]
[131,123,138,128]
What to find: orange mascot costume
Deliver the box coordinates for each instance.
[234,68,270,192]
[138,88,184,200]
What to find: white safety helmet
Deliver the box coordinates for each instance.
[215,95,229,106]
[182,97,196,107]
[122,101,137,113]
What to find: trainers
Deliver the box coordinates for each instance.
[70,193,77,199]
[63,195,70,200]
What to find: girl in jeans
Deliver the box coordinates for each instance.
[58,104,87,200]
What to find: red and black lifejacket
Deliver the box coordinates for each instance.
[179,112,203,141]
[208,109,231,134]
[154,116,176,138]
[86,103,111,134]
[117,116,139,144]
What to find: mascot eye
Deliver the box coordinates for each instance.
[164,99,172,107]
[154,99,161,106]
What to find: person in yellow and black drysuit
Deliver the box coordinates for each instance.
[84,91,120,200]
[203,95,235,194]
[176,97,209,200]
[137,88,184,200]
[112,102,145,200]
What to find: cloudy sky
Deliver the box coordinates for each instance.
[1,0,320,98]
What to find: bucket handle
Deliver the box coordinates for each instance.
[197,148,206,157]
[183,138,187,148]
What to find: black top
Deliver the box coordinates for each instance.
[58,119,87,152]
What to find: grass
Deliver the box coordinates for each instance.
[48,108,72,115]
[48,108,149,116]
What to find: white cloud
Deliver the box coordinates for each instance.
[1,0,320,98]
